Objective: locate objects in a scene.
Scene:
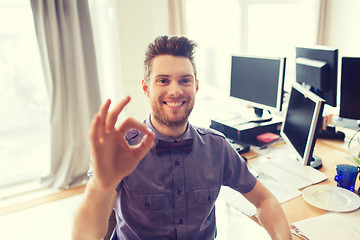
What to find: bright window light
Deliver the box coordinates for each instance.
[185,0,319,97]
[0,0,49,188]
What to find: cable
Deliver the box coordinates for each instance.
[348,128,360,150]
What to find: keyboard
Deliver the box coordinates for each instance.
[226,138,251,155]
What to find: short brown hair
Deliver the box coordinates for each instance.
[144,35,198,81]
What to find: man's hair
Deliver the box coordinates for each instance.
[144,35,198,81]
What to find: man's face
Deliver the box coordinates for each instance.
[142,55,199,128]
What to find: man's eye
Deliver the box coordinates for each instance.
[158,79,169,84]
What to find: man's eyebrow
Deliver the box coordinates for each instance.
[181,74,194,78]
[154,74,194,78]
[155,74,170,78]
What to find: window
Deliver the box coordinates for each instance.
[186,0,241,100]
[185,0,320,99]
[0,0,49,188]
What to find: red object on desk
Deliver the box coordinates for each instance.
[256,132,280,143]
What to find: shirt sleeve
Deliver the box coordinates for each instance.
[87,156,93,178]
[221,139,257,194]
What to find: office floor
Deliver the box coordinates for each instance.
[0,190,270,240]
[0,194,82,239]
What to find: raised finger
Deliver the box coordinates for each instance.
[105,96,131,132]
[89,114,101,146]
[98,99,111,139]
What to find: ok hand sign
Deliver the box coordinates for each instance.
[89,96,155,190]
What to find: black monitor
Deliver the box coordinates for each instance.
[230,54,286,122]
[296,45,345,140]
[296,45,338,107]
[281,83,325,169]
[340,57,360,122]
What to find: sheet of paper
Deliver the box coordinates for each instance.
[272,157,327,187]
[251,147,328,189]
[218,186,257,216]
[215,197,271,240]
[218,173,301,217]
[293,210,360,240]
[219,144,328,216]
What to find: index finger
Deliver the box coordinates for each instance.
[97,99,111,138]
[105,96,131,132]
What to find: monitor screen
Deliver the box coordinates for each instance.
[340,57,360,120]
[281,83,325,169]
[296,46,338,107]
[230,54,286,120]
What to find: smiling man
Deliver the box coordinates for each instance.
[72,35,291,240]
[143,53,198,138]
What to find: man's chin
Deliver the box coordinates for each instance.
[160,117,188,127]
[153,113,189,127]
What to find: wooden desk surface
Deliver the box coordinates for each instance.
[244,136,359,240]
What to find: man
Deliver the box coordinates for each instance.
[72,35,291,240]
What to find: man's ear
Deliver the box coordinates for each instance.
[195,79,199,93]
[142,79,150,98]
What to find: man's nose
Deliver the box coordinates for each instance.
[168,83,183,97]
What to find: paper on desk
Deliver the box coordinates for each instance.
[215,198,271,240]
[251,154,328,190]
[219,148,328,217]
[293,210,360,240]
[218,172,302,217]
[218,186,257,216]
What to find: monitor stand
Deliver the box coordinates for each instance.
[317,115,345,140]
[250,107,272,123]
[309,155,322,169]
[317,125,345,140]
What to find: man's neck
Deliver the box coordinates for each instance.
[150,116,188,140]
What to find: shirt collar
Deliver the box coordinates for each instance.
[145,115,193,142]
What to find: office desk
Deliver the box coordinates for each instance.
[243,137,359,240]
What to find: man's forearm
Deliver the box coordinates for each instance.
[256,196,291,240]
[72,178,117,240]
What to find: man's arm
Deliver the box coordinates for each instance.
[243,181,292,240]
[72,179,117,240]
[72,97,155,240]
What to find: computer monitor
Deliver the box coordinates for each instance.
[230,54,286,122]
[340,57,360,122]
[296,45,338,107]
[280,83,325,169]
[296,45,345,140]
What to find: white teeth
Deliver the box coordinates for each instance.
[167,102,182,107]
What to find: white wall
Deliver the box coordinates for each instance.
[115,0,360,121]
[323,0,360,56]
[116,0,169,121]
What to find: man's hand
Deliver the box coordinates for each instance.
[89,96,155,190]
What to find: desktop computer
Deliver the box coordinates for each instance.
[210,115,283,148]
[217,54,285,149]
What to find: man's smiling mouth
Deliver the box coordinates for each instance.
[164,101,185,107]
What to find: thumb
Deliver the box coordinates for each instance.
[133,132,155,160]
